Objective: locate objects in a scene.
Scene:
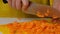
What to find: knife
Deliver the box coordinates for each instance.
[22,2,60,19]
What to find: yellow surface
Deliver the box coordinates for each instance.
[30,0,48,5]
[31,0,53,6]
[0,25,10,34]
[50,0,54,6]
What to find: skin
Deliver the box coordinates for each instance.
[52,0,60,23]
[7,0,29,10]
[7,0,60,19]
[7,0,60,11]
[53,0,60,11]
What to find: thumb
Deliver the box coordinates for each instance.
[22,0,29,10]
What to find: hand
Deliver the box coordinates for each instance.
[7,0,29,10]
[53,0,60,11]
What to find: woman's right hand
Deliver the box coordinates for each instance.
[7,0,29,10]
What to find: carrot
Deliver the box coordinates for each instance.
[0,20,60,34]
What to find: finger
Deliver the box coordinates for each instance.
[12,0,16,8]
[22,0,29,10]
[16,0,22,10]
[7,0,12,7]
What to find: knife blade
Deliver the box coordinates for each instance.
[22,2,60,19]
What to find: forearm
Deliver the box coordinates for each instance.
[24,2,60,18]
